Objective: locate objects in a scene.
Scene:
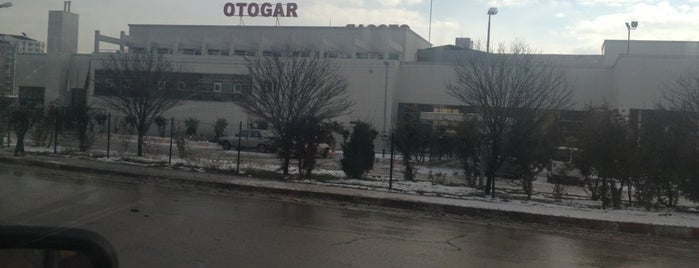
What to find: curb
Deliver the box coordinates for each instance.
[2,155,698,240]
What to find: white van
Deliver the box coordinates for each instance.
[549,147,583,185]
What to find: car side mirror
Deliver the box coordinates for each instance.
[0,225,119,268]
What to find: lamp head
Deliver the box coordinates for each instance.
[626,21,638,30]
[487,7,498,15]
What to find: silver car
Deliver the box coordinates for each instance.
[218,129,276,152]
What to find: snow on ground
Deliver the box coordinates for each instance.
[304,178,477,198]
[293,176,699,228]
[10,144,699,228]
[444,195,699,228]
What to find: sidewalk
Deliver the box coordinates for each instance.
[2,151,699,240]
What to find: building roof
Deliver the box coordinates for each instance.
[0,34,39,41]
[126,24,431,46]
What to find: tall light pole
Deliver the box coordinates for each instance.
[625,21,638,54]
[486,7,498,53]
[0,2,12,8]
[382,60,389,157]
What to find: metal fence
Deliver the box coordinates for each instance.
[3,119,698,211]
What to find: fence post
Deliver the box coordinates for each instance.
[389,132,394,191]
[6,119,10,149]
[53,108,59,154]
[491,171,496,198]
[236,121,242,174]
[106,113,111,158]
[169,117,174,166]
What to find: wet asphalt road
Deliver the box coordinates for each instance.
[0,163,698,267]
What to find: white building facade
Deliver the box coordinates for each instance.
[11,6,699,143]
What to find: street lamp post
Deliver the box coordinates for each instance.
[0,2,12,8]
[486,7,498,53]
[625,21,638,54]
[382,61,389,158]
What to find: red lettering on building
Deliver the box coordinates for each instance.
[261,3,273,16]
[235,2,248,15]
[286,3,297,17]
[273,3,285,17]
[222,2,298,17]
[223,3,235,17]
[248,3,259,17]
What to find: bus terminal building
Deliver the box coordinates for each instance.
[6,6,699,144]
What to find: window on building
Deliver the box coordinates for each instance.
[181,48,201,55]
[368,53,384,59]
[233,84,242,94]
[433,106,460,114]
[213,82,222,93]
[323,51,338,58]
[157,48,172,54]
[18,86,45,110]
[130,47,146,53]
[70,88,87,106]
[207,49,229,56]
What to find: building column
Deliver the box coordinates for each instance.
[94,30,100,53]
[119,31,126,53]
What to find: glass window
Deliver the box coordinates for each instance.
[18,86,44,109]
[70,88,86,106]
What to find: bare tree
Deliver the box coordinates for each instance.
[9,104,34,156]
[240,47,352,176]
[663,72,699,137]
[660,74,699,204]
[98,52,185,156]
[447,42,571,197]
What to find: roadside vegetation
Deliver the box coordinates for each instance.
[3,44,699,212]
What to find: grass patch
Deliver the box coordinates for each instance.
[310,173,345,182]
[121,157,168,167]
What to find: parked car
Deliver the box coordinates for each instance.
[218,129,276,152]
[282,142,332,158]
[547,147,584,186]
[304,143,331,158]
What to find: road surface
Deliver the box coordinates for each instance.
[0,163,698,267]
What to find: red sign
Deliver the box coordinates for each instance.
[224,2,298,17]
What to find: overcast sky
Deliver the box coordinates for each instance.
[2,0,699,54]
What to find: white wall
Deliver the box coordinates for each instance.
[14,54,46,87]
[47,11,79,54]
[613,54,699,111]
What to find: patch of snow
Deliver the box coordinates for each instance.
[307,178,477,198]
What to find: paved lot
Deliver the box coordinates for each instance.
[1,163,699,267]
